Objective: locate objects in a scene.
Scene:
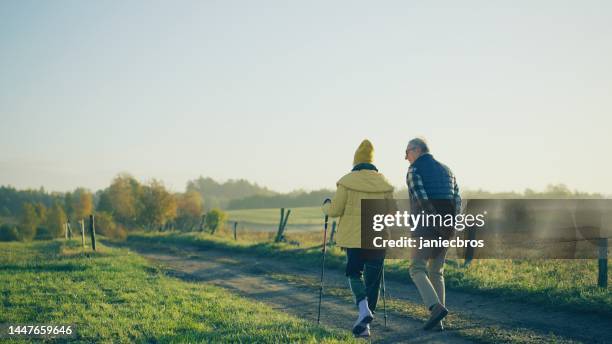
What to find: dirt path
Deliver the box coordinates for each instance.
[112,242,610,343]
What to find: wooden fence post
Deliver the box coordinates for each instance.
[275,209,291,243]
[233,221,238,241]
[89,214,96,251]
[80,220,85,248]
[282,209,291,233]
[67,222,72,239]
[598,238,608,288]
[275,208,285,242]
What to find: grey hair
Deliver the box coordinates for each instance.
[408,137,430,153]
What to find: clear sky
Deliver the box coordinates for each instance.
[1,1,611,194]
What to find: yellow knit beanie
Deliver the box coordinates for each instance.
[353,139,374,166]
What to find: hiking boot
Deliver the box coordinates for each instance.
[423,303,448,330]
[432,320,445,331]
[355,324,370,338]
[352,298,374,335]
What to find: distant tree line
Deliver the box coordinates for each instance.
[226,184,603,210]
[460,184,604,199]
[186,176,275,209]
[0,186,59,217]
[227,189,335,210]
[0,187,94,242]
[0,178,604,242]
[0,174,234,242]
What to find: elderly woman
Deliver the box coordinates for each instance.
[322,139,394,337]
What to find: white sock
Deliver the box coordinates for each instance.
[357,298,373,322]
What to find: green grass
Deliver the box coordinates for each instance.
[125,231,612,317]
[226,206,322,226]
[0,240,356,343]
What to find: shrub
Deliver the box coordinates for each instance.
[205,209,227,234]
[0,224,19,241]
[17,225,37,242]
[18,203,39,241]
[34,226,54,240]
[46,202,67,238]
[95,212,127,240]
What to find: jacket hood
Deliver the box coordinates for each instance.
[337,170,394,193]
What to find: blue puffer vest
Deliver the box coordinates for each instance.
[408,153,458,238]
[409,153,456,200]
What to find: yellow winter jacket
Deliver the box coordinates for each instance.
[322,170,394,248]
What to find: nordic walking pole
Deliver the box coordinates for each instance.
[317,213,329,324]
[382,260,388,327]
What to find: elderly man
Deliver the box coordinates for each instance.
[405,137,461,331]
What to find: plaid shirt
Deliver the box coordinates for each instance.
[407,167,462,215]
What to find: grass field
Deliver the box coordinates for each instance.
[226,206,322,226]
[125,231,612,316]
[0,239,355,343]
